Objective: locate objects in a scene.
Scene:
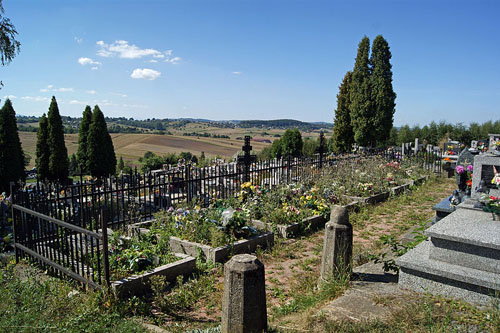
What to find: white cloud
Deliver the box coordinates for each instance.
[56,87,74,92]
[74,36,83,44]
[148,59,158,63]
[166,57,181,64]
[40,85,74,93]
[78,57,101,66]
[96,40,180,63]
[21,96,51,103]
[86,90,97,95]
[232,71,242,75]
[91,66,99,70]
[122,103,147,109]
[110,92,127,98]
[69,100,88,105]
[3,95,16,99]
[97,40,164,59]
[130,68,161,80]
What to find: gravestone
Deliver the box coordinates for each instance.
[443,142,461,156]
[414,138,419,154]
[470,140,478,150]
[487,133,500,154]
[456,148,475,167]
[471,153,500,198]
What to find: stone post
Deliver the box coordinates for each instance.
[221,254,267,333]
[414,138,419,154]
[320,206,353,282]
[401,143,406,157]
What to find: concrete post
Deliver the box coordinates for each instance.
[414,138,419,154]
[221,254,267,333]
[320,206,353,282]
[401,143,406,157]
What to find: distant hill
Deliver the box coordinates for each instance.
[16,115,332,133]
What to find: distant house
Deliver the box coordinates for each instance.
[251,138,272,144]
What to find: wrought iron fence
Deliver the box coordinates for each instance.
[10,144,443,289]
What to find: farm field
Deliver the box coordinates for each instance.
[19,132,272,169]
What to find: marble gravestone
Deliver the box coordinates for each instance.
[471,153,500,198]
[456,148,475,167]
[487,133,500,154]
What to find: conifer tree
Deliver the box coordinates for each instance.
[118,156,124,171]
[350,36,374,147]
[0,99,24,193]
[47,96,68,183]
[370,35,396,145]
[76,105,92,174]
[35,114,50,181]
[87,105,116,178]
[332,71,354,153]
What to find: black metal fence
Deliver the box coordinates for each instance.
[10,145,443,289]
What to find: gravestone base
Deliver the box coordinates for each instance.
[398,208,500,306]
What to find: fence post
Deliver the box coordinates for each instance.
[185,164,192,203]
[9,182,19,264]
[318,131,325,169]
[100,207,110,287]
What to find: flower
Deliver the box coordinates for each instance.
[455,165,465,174]
[467,164,473,172]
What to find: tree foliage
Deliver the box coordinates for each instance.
[35,114,50,181]
[87,106,116,178]
[370,35,396,145]
[350,36,373,147]
[0,1,20,88]
[47,97,69,183]
[332,71,354,153]
[0,99,24,192]
[76,105,92,174]
[281,128,303,158]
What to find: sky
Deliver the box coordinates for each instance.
[1,0,499,126]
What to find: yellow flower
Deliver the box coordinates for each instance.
[306,195,312,201]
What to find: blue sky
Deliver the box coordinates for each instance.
[1,0,499,126]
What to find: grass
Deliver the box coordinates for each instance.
[0,262,144,332]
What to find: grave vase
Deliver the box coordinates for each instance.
[456,173,467,192]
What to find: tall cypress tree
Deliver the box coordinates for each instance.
[47,96,69,183]
[35,114,50,181]
[76,105,92,174]
[0,99,25,193]
[370,35,396,146]
[87,105,116,178]
[332,71,354,153]
[350,36,374,147]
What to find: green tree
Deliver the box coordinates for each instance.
[302,137,318,157]
[271,139,283,158]
[350,36,374,147]
[0,99,24,192]
[68,153,78,176]
[370,35,396,146]
[76,105,92,174]
[332,71,354,153]
[47,97,69,183]
[87,105,116,178]
[397,125,412,145]
[281,128,303,158]
[0,1,21,87]
[118,156,124,171]
[35,114,50,181]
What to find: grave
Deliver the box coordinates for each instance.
[398,151,500,305]
[488,133,500,154]
[471,153,500,198]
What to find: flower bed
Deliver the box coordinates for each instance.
[112,253,195,297]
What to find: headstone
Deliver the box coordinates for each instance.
[443,142,461,156]
[426,144,433,152]
[471,153,500,198]
[221,254,267,333]
[470,140,478,150]
[487,133,500,154]
[456,148,475,167]
[401,143,405,156]
[414,138,419,154]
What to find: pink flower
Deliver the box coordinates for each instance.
[467,165,473,172]
[455,165,465,174]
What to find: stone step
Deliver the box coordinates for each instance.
[424,208,500,252]
[429,237,500,274]
[398,240,500,305]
